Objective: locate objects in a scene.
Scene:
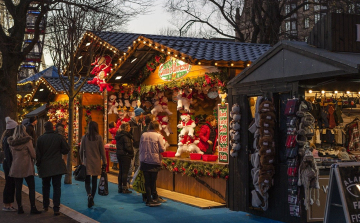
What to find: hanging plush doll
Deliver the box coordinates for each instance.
[298,149,320,210]
[160,97,173,115]
[177,88,193,113]
[157,115,173,136]
[108,94,118,114]
[88,55,113,92]
[108,122,118,144]
[151,95,163,116]
[177,113,196,137]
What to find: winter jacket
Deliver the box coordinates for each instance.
[79,135,106,176]
[26,124,37,148]
[7,136,35,178]
[2,136,12,170]
[36,130,70,178]
[115,130,134,158]
[129,118,143,148]
[139,130,165,166]
[197,122,218,153]
[55,123,66,138]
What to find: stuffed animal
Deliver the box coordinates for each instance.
[117,92,124,107]
[163,137,170,150]
[160,97,173,115]
[108,94,118,114]
[177,113,196,137]
[97,72,113,92]
[172,89,179,103]
[88,55,113,92]
[230,130,240,142]
[177,88,193,112]
[108,122,118,144]
[151,98,163,116]
[123,92,131,109]
[175,144,187,157]
[157,115,173,136]
[187,137,204,154]
[131,100,137,109]
[230,104,240,118]
[230,140,241,151]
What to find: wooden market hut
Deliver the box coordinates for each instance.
[73,31,271,206]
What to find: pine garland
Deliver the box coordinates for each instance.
[161,158,229,180]
[132,53,166,85]
[83,104,104,124]
[140,68,229,95]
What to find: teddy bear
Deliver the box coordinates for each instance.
[151,97,163,116]
[108,94,118,114]
[187,137,204,154]
[230,104,240,117]
[177,113,196,137]
[117,92,124,107]
[175,144,187,157]
[160,97,173,115]
[172,89,179,103]
[157,115,173,136]
[230,140,241,151]
[230,130,240,142]
[177,88,193,112]
[163,137,170,150]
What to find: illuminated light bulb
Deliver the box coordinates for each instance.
[231,63,234,66]
[335,91,338,94]
[138,38,140,41]
[321,90,325,94]
[215,63,218,66]
[309,90,312,93]
[347,91,351,94]
[124,53,126,55]
[149,43,152,46]
[198,62,201,65]
[143,41,146,44]
[161,49,164,52]
[155,46,158,49]
[167,51,170,54]
[247,63,251,67]
[182,57,185,60]
[128,46,131,49]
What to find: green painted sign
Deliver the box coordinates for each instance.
[158,58,191,81]
[218,103,229,163]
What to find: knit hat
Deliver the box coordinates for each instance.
[5,117,17,130]
[134,107,145,117]
[29,116,37,124]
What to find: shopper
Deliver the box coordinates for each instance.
[127,107,144,185]
[139,121,166,207]
[142,114,155,134]
[36,121,70,216]
[8,124,41,214]
[198,115,218,154]
[115,122,134,194]
[55,118,67,138]
[25,116,37,148]
[1,117,17,212]
[79,121,107,208]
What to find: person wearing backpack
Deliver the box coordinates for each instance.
[36,121,70,216]
[115,122,134,194]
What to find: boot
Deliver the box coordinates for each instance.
[18,206,24,214]
[122,188,132,194]
[30,206,42,214]
[118,186,122,193]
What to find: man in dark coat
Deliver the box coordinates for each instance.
[26,116,37,148]
[36,121,70,216]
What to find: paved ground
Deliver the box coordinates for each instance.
[0,176,78,223]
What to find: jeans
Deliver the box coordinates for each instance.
[42,175,62,212]
[128,147,139,182]
[117,155,132,189]
[85,175,98,198]
[143,171,159,203]
[15,176,35,208]
[2,160,15,204]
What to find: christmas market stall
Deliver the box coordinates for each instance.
[227,13,360,223]
[76,31,270,204]
[19,70,102,165]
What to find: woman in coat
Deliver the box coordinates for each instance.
[139,121,166,207]
[1,117,17,212]
[8,124,41,214]
[197,115,218,154]
[79,121,107,208]
[115,122,133,194]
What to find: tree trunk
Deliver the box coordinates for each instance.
[0,59,20,133]
[64,95,74,184]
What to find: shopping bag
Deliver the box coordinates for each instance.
[131,168,140,186]
[98,167,109,196]
[73,165,86,182]
[132,170,146,193]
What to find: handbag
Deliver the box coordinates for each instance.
[284,99,299,116]
[98,166,109,196]
[73,164,86,181]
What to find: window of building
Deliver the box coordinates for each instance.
[305,36,308,43]
[349,4,355,13]
[314,0,320,11]
[315,13,320,24]
[304,17,310,28]
[286,21,290,31]
[285,4,290,14]
[304,0,309,11]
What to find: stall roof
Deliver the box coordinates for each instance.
[43,77,99,93]
[18,66,59,84]
[92,31,271,62]
[24,104,47,118]
[228,40,360,87]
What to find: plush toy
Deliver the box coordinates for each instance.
[157,115,173,136]
[108,122,118,144]
[151,97,163,116]
[175,144,187,157]
[230,104,240,117]
[160,97,173,115]
[123,92,131,109]
[108,94,118,114]
[163,137,170,150]
[172,89,179,103]
[117,92,124,107]
[187,137,204,154]
[142,100,153,114]
[177,88,193,112]
[131,100,137,109]
[230,130,240,142]
[177,113,196,137]
[88,55,113,92]
[230,140,241,151]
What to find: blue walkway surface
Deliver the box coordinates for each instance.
[1,165,282,223]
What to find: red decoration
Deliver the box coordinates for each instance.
[155,55,161,63]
